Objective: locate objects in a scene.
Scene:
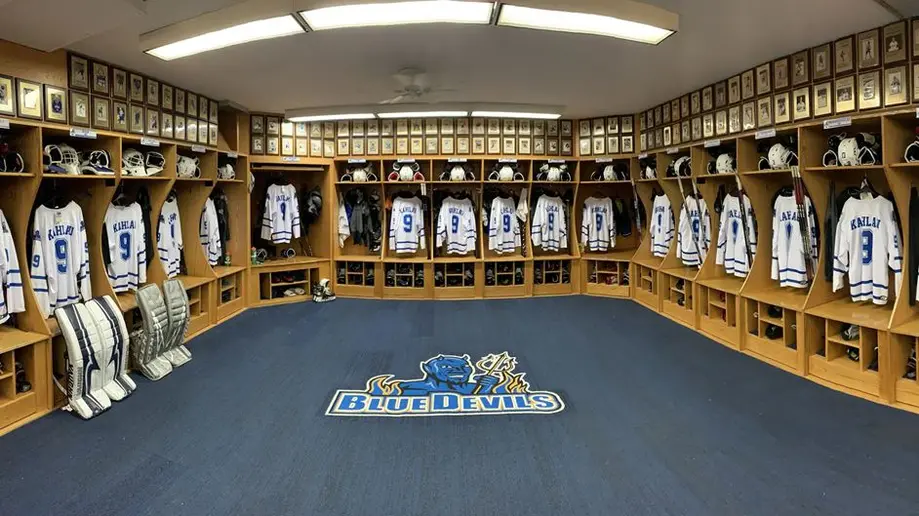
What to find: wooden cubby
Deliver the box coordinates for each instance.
[533,259,576,296]
[383,262,431,299]
[483,260,529,298]
[433,261,479,299]
[583,256,632,298]
[743,299,800,372]
[807,314,882,399]
[335,260,380,298]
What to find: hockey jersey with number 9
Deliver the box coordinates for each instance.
[31,202,91,318]
[261,184,300,244]
[531,195,568,252]
[0,210,24,324]
[832,195,902,305]
[488,197,521,254]
[104,202,147,293]
[389,196,426,254]
[581,197,616,252]
[436,197,476,255]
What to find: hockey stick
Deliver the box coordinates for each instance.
[631,181,643,238]
[733,175,754,272]
[674,171,704,269]
[790,165,816,282]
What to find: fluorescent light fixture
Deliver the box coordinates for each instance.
[287,113,376,122]
[146,15,303,60]
[472,111,560,119]
[376,110,468,118]
[497,4,674,45]
[300,1,494,30]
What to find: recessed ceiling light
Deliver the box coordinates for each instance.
[300,1,495,30]
[471,111,561,119]
[145,15,304,61]
[497,4,675,45]
[376,110,468,118]
[287,113,376,122]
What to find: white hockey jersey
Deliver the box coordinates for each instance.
[650,194,674,258]
[771,193,817,288]
[261,184,300,244]
[104,202,147,293]
[488,197,521,254]
[389,196,426,254]
[532,195,568,252]
[676,196,712,267]
[200,198,221,266]
[157,198,183,279]
[0,210,24,324]
[716,193,757,278]
[832,195,902,305]
[436,197,476,255]
[581,197,616,252]
[31,202,91,318]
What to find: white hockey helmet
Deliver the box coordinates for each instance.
[760,143,797,170]
[81,150,114,175]
[44,144,80,174]
[449,165,467,181]
[177,155,200,178]
[601,164,616,181]
[715,153,736,174]
[122,149,145,176]
[906,138,919,163]
[1,152,25,173]
[217,163,236,180]
[672,156,692,177]
[145,151,165,176]
[836,134,880,167]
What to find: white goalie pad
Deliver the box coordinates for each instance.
[163,279,192,367]
[131,284,173,380]
[85,296,136,401]
[55,302,112,419]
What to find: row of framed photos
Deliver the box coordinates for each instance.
[640,64,919,152]
[251,134,578,157]
[576,115,635,139]
[67,53,219,124]
[251,115,578,139]
[641,19,919,131]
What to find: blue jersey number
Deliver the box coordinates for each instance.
[119,232,131,260]
[54,239,68,274]
[595,213,603,232]
[548,212,555,232]
[280,202,287,220]
[503,213,511,233]
[403,213,413,233]
[692,219,700,238]
[861,230,873,265]
[451,214,459,234]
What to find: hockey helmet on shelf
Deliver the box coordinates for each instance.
[177,155,201,178]
[638,156,656,179]
[824,133,880,167]
[80,150,115,175]
[217,162,235,180]
[707,153,736,174]
[121,148,145,176]
[0,151,25,173]
[145,151,165,176]
[537,162,570,181]
[667,155,691,177]
[43,144,81,174]
[759,142,798,170]
[440,162,473,181]
[488,162,523,181]
[905,127,919,163]
[389,161,422,181]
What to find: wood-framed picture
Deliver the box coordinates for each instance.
[43,84,67,123]
[91,61,109,95]
[251,135,264,154]
[209,101,218,124]
[518,120,532,137]
[112,68,127,100]
[528,137,540,155]
[728,76,740,105]
[267,117,279,136]
[365,119,379,136]
[638,133,646,152]
[857,29,879,70]
[681,120,690,142]
[756,96,772,128]
[69,54,89,91]
[146,108,159,136]
[187,94,198,117]
[283,137,296,156]
[112,101,128,132]
[662,103,671,124]
[503,137,516,155]
[414,119,428,135]
[741,70,755,100]
[146,78,159,107]
[607,136,619,154]
[547,120,559,137]
[161,85,173,112]
[187,119,198,143]
[323,140,335,158]
[702,114,714,138]
[741,102,755,131]
[756,63,771,95]
[883,21,907,64]
[312,139,324,157]
[578,119,591,137]
[337,120,350,138]
[914,18,919,58]
[532,119,545,137]
[606,116,619,134]
[0,75,15,116]
[813,43,832,80]
[670,99,680,121]
[92,96,110,130]
[456,118,469,135]
[472,136,485,154]
[175,116,186,140]
[561,139,573,157]
[395,119,408,136]
[774,57,789,90]
[198,97,208,121]
[835,76,856,113]
[858,70,881,110]
[174,89,185,115]
[396,137,409,154]
[774,92,790,124]
[702,86,713,111]
[690,91,701,114]
[592,118,605,136]
[813,82,833,117]
[690,118,701,142]
[579,138,591,156]
[835,36,854,75]
[351,120,364,137]
[914,64,919,102]
[198,120,208,144]
[561,120,573,137]
[793,87,810,121]
[715,110,727,136]
[71,91,90,127]
[622,116,633,133]
[367,137,380,155]
[296,139,308,157]
[129,74,144,103]
[471,117,485,135]
[661,127,671,147]
[486,136,500,154]
[162,112,173,139]
[336,138,348,156]
[681,95,690,117]
[411,136,424,154]
[16,79,42,120]
[266,136,278,155]
[728,106,740,134]
[322,122,334,139]
[308,122,321,138]
[792,50,809,86]
[517,137,529,155]
[714,81,727,108]
[884,65,907,106]
[251,115,264,134]
[295,122,307,138]
[622,135,633,153]
[129,104,144,134]
[381,119,393,136]
[671,123,680,146]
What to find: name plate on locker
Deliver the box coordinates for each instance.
[498,158,517,163]
[227,152,238,159]
[666,147,679,154]
[191,144,206,153]
[282,156,300,162]
[595,158,613,163]
[396,158,416,164]
[823,117,851,130]
[347,159,367,164]
[447,158,467,163]
[140,137,160,147]
[0,118,9,130]
[547,159,566,164]
[69,127,97,139]
[704,139,721,148]
[638,153,648,159]
[755,129,776,140]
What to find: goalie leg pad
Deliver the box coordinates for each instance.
[55,303,112,419]
[163,279,192,366]
[85,296,136,400]
[133,284,173,380]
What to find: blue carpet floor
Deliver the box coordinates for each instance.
[1,297,918,515]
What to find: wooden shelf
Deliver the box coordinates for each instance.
[804,165,885,173]
[743,286,807,311]
[739,168,793,175]
[579,180,633,185]
[335,181,382,185]
[433,255,478,263]
[0,172,34,178]
[268,280,308,287]
[697,276,744,294]
[259,294,311,306]
[0,326,47,354]
[175,275,213,289]
[121,175,171,181]
[383,256,430,263]
[632,255,663,269]
[892,318,919,338]
[174,178,211,183]
[483,254,529,262]
[582,248,637,261]
[661,266,699,280]
[335,254,382,262]
[40,173,111,180]
[889,162,919,169]
[827,333,860,349]
[251,256,328,268]
[807,298,893,330]
[213,265,246,278]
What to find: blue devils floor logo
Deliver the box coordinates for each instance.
[326,352,565,417]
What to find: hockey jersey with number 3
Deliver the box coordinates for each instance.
[771,193,817,288]
[833,195,902,305]
[532,195,568,252]
[436,197,476,255]
[488,197,521,254]
[650,194,674,258]
[0,210,24,324]
[389,196,426,254]
[31,202,91,318]
[581,197,616,252]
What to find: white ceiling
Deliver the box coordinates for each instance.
[17,0,917,117]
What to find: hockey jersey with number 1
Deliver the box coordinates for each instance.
[581,197,616,252]
[31,202,92,318]
[488,197,521,254]
[716,193,757,278]
[200,198,221,266]
[0,210,24,324]
[436,197,476,255]
[389,196,426,254]
[157,197,183,279]
[771,193,817,288]
[650,194,674,258]
[833,195,902,305]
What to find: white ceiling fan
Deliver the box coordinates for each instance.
[379,68,456,104]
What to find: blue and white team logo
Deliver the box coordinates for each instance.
[326,352,565,417]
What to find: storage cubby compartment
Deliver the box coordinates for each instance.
[697,285,741,346]
[633,263,658,310]
[483,260,527,298]
[185,281,214,337]
[384,263,425,288]
[0,122,41,177]
[484,159,531,183]
[433,262,477,299]
[885,113,919,168]
[216,270,245,321]
[258,267,317,304]
[743,300,800,371]
[660,272,694,327]
[584,259,630,297]
[890,333,919,410]
[384,159,431,182]
[0,341,40,430]
[807,315,881,398]
[735,127,798,174]
[801,117,884,172]
[533,259,575,296]
[334,261,379,298]
[432,159,482,182]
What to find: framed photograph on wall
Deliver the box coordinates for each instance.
[145,108,159,136]
[813,82,833,117]
[793,87,810,121]
[251,115,264,134]
[835,36,854,75]
[756,97,772,127]
[503,137,516,155]
[671,99,680,121]
[367,138,380,155]
[715,81,727,108]
[69,54,89,91]
[702,86,713,111]
[792,50,809,86]
[884,65,907,106]
[622,136,633,153]
[161,85,173,112]
[774,92,790,124]
[426,118,439,135]
[662,126,671,147]
[622,116,633,133]
[681,95,690,117]
[311,139,323,157]
[858,70,881,110]
[691,91,701,114]
[727,77,740,105]
[728,106,740,134]
[16,79,42,120]
[914,64,919,102]
[883,21,907,64]
[715,110,727,136]
[175,116,186,140]
[187,94,198,118]
[146,79,159,107]
[592,118,605,136]
[174,89,185,115]
[914,18,919,58]
[756,63,771,95]
[681,120,690,142]
[579,138,591,156]
[472,118,485,135]
[71,92,90,126]
[162,113,173,139]
[741,102,755,131]
[835,76,856,113]
[381,119,393,136]
[774,57,789,90]
[323,140,335,158]
[198,97,208,121]
[690,118,701,141]
[662,103,671,124]
[813,43,832,80]
[472,136,485,154]
[606,116,619,134]
[113,101,128,132]
[295,139,308,157]
[129,74,144,104]
[741,70,755,100]
[336,138,349,156]
[91,61,109,95]
[397,137,408,154]
[350,137,363,156]
[561,139,573,156]
[592,136,605,155]
[187,119,198,143]
[251,136,264,154]
[43,85,67,123]
[0,75,15,116]
[857,29,880,69]
[702,114,713,138]
[92,96,110,130]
